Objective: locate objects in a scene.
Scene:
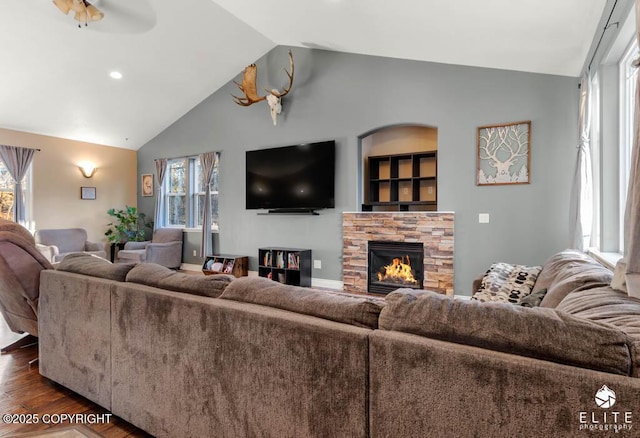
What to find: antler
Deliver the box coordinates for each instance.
[232,50,294,106]
[232,64,266,106]
[270,50,294,98]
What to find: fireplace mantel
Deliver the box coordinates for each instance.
[342,212,454,295]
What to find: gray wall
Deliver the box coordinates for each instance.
[137,47,578,295]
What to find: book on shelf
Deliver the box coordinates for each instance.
[287,253,300,270]
[263,252,271,267]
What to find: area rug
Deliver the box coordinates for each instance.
[7,425,103,438]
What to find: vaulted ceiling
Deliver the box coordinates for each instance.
[0,0,605,150]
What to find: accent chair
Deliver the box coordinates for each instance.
[116,228,183,269]
[34,228,107,262]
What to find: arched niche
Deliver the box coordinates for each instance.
[357,124,438,211]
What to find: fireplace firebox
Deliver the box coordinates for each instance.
[367,241,424,294]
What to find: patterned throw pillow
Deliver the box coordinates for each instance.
[472,262,542,304]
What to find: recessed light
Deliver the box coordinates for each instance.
[109,71,123,79]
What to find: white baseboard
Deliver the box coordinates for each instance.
[311,278,343,290]
[454,294,472,300]
[181,263,203,272]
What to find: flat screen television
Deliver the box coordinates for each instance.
[246,140,336,213]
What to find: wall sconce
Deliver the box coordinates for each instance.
[79,162,96,178]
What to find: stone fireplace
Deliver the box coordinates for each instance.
[343,212,454,295]
[368,241,424,294]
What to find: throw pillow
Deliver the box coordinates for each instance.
[519,288,548,307]
[472,262,541,304]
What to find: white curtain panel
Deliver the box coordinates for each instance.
[154,158,168,229]
[199,152,218,257]
[0,145,36,226]
[569,74,593,251]
[622,0,640,299]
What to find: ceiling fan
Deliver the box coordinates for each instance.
[51,0,156,33]
[52,0,103,27]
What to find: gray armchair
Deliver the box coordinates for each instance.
[34,228,106,262]
[117,228,183,269]
[0,218,53,359]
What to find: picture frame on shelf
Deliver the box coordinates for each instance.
[142,174,154,197]
[477,121,531,186]
[80,186,96,200]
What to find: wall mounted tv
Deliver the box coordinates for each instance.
[246,140,336,214]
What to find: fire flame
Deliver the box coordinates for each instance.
[376,255,418,285]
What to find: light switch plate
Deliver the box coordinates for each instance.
[479,213,490,223]
[314,259,322,269]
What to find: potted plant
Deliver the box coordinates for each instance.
[105,206,153,245]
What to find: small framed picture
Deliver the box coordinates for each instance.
[142,174,154,197]
[81,186,96,200]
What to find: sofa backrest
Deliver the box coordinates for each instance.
[0,218,35,245]
[151,227,183,244]
[379,288,635,376]
[110,282,372,438]
[35,228,88,254]
[220,276,385,329]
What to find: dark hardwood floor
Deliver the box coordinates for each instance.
[0,319,151,437]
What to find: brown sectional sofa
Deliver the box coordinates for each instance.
[38,251,640,437]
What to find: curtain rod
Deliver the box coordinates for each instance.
[0,145,41,151]
[588,0,620,72]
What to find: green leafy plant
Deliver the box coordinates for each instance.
[105,206,153,244]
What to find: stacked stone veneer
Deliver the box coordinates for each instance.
[343,212,454,295]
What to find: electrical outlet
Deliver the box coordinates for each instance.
[314,259,322,269]
[427,186,433,194]
[479,213,490,224]
[193,250,197,256]
[403,187,409,194]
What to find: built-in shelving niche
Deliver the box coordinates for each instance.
[359,125,438,212]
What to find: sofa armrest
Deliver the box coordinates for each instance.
[123,241,150,250]
[36,243,58,262]
[471,272,485,295]
[84,241,105,252]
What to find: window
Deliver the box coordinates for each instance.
[0,161,14,220]
[619,38,639,252]
[0,160,31,225]
[165,155,219,230]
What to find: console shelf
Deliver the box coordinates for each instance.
[202,254,248,277]
[258,247,312,287]
[363,151,437,211]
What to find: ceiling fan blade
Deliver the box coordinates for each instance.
[87,0,156,34]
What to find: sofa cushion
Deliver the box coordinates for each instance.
[533,250,613,308]
[219,276,385,329]
[539,262,613,309]
[557,286,640,378]
[472,262,541,303]
[379,289,635,376]
[57,253,135,282]
[125,263,233,298]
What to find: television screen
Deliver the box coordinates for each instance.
[246,140,336,211]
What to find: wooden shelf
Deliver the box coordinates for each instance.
[202,254,248,277]
[366,151,437,211]
[258,247,312,287]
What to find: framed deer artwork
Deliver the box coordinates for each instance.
[477,121,531,186]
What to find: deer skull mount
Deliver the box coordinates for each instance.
[232,50,294,126]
